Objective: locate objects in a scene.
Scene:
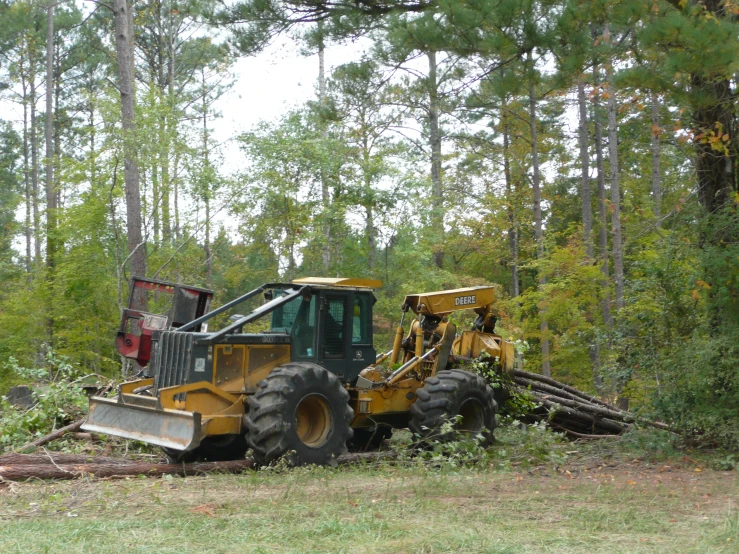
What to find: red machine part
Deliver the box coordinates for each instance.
[115,277,213,367]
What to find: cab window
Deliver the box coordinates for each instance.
[270,295,301,333]
[322,297,346,359]
[352,294,372,345]
[292,296,316,358]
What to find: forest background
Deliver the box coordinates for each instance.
[1,0,738,448]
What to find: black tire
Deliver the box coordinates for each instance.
[409,369,498,445]
[246,362,353,466]
[347,426,393,452]
[162,434,248,463]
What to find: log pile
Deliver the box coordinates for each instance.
[510,369,669,438]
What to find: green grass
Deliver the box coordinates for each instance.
[0,428,736,553]
[1,455,737,554]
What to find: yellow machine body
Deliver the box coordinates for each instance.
[348,285,515,428]
[84,279,515,452]
[403,286,497,317]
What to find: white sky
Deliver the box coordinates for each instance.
[212,36,371,171]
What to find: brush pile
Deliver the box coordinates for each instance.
[510,369,669,438]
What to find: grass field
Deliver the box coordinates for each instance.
[1,430,737,553]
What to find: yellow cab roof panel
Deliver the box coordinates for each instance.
[291,277,383,289]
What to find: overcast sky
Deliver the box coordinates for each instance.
[211,36,370,172]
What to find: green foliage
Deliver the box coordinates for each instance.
[465,355,540,422]
[493,421,570,468]
[0,351,89,451]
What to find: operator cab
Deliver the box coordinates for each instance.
[267,279,379,383]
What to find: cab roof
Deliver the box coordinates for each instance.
[291,277,382,289]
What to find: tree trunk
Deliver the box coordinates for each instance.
[89,82,96,188]
[691,71,736,215]
[174,154,180,241]
[21,72,32,276]
[361,126,377,269]
[202,68,212,287]
[151,153,160,244]
[114,0,147,284]
[502,111,519,297]
[592,53,612,331]
[604,25,624,312]
[161,15,174,244]
[651,93,662,223]
[428,50,444,269]
[528,69,550,378]
[160,118,171,243]
[366,204,376,269]
[318,28,331,273]
[30,71,41,266]
[578,76,602,391]
[577,77,594,258]
[44,3,55,342]
[53,33,61,209]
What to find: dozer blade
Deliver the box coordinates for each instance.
[82,396,203,451]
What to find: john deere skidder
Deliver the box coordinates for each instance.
[84,277,514,464]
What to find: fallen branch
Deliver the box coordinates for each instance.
[16,418,85,453]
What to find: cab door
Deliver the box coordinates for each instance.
[317,293,350,379]
[347,292,375,383]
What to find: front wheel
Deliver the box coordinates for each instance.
[246,362,353,465]
[409,369,497,445]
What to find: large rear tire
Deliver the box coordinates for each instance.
[409,369,497,445]
[246,362,353,466]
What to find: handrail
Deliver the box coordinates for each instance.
[196,286,307,345]
[176,285,266,332]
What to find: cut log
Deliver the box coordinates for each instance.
[537,399,628,434]
[513,378,616,409]
[0,453,138,466]
[513,369,619,410]
[514,378,671,431]
[0,450,399,482]
[16,418,85,453]
[521,383,636,420]
[0,459,256,481]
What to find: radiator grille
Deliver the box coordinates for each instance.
[154,331,193,392]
